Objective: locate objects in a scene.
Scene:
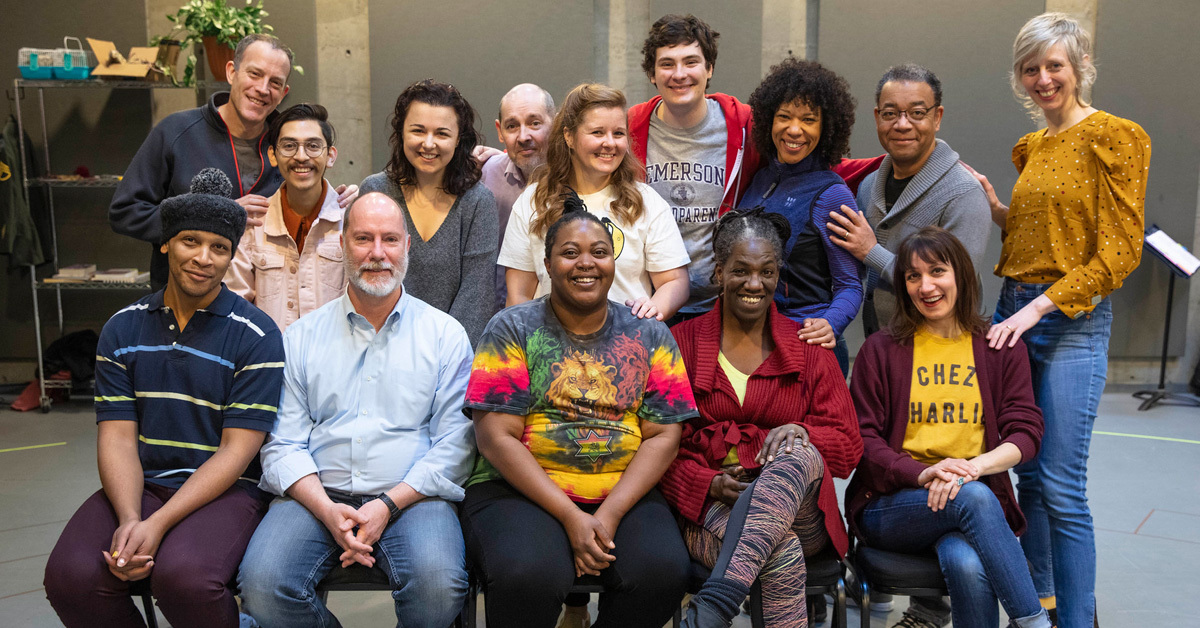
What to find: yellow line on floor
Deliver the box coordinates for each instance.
[0,442,67,453]
[1094,431,1200,445]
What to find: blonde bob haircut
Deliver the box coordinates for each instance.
[531,83,644,237]
[1010,12,1097,120]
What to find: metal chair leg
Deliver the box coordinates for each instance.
[140,593,158,628]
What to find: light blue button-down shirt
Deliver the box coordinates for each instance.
[259,290,476,500]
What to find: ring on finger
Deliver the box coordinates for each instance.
[955,476,964,487]
[1005,325,1015,331]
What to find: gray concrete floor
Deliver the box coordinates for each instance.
[2,392,1197,627]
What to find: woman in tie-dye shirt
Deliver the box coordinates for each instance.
[459,208,697,628]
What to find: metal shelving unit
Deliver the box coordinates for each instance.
[13,78,227,411]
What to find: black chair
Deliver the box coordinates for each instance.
[316,562,472,627]
[850,540,948,628]
[462,572,683,627]
[674,544,849,628]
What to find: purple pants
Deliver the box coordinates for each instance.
[44,482,268,628]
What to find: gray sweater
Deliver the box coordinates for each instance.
[359,173,498,346]
[856,139,991,327]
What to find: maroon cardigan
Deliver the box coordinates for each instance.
[661,302,863,557]
[844,331,1044,541]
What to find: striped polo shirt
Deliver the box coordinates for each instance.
[94,285,285,489]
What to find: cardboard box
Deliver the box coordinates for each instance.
[86,38,168,81]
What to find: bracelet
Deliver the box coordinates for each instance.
[377,493,402,523]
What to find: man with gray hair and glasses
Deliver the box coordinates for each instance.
[828,63,991,342]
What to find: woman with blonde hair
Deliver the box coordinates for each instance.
[978,13,1151,627]
[499,83,691,321]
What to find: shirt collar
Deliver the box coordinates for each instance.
[147,284,236,315]
[266,180,339,237]
[340,288,411,332]
[503,155,527,187]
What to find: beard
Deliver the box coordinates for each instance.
[513,146,546,178]
[346,255,407,298]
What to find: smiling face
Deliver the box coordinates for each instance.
[225,41,290,128]
[161,230,233,301]
[1020,42,1081,117]
[771,100,822,164]
[717,237,779,326]
[402,101,459,183]
[566,106,628,189]
[269,119,336,195]
[497,89,552,176]
[875,81,942,175]
[904,253,958,328]
[342,194,410,299]
[650,41,713,113]
[545,218,615,316]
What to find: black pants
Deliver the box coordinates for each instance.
[460,480,689,628]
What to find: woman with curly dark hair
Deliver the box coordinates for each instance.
[739,57,864,375]
[360,79,498,345]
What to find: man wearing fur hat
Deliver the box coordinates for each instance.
[44,170,285,628]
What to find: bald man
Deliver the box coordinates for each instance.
[480,83,556,308]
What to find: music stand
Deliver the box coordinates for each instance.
[1132,225,1200,411]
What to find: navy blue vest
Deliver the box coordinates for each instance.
[741,160,842,320]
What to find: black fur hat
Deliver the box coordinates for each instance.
[160,168,246,252]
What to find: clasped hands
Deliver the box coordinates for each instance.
[320,498,391,569]
[564,507,621,578]
[917,458,981,512]
[104,517,168,582]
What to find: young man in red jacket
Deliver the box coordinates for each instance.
[629,14,882,325]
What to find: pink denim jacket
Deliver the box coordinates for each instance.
[226,182,347,330]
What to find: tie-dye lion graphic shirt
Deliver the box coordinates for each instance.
[465,297,698,502]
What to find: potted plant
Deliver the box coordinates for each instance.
[159,0,275,81]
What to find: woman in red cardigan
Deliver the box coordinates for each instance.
[664,208,862,628]
[845,227,1050,628]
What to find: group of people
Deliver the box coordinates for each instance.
[41,9,1149,628]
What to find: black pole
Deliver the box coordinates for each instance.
[1157,273,1174,391]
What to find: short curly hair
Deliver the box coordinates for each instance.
[749,57,855,167]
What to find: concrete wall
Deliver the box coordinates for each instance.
[3,0,1199,387]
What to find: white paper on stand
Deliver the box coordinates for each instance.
[1145,230,1200,276]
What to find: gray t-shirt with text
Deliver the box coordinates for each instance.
[645,99,727,314]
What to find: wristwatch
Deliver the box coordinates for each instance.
[377,493,402,523]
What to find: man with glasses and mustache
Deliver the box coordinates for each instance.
[238,192,476,628]
[828,64,991,347]
[227,103,348,331]
[111,34,358,290]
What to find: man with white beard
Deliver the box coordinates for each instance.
[238,192,476,628]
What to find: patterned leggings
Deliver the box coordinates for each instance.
[682,445,828,628]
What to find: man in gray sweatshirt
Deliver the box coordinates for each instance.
[828,64,991,339]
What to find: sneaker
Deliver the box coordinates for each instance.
[556,603,591,628]
[891,612,940,628]
[846,594,895,613]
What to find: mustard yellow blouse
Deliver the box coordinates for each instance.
[995,110,1151,318]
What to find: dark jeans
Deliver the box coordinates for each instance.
[460,480,689,628]
[44,482,268,628]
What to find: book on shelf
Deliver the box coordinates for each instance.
[54,263,96,280]
[91,268,150,283]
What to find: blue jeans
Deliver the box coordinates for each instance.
[995,279,1110,628]
[859,484,1049,628]
[238,494,467,628]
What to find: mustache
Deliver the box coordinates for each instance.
[357,261,395,273]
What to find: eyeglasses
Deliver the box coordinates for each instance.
[276,140,328,158]
[877,107,934,123]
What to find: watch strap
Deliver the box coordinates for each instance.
[377,493,401,523]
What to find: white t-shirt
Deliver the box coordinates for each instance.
[498,181,691,305]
